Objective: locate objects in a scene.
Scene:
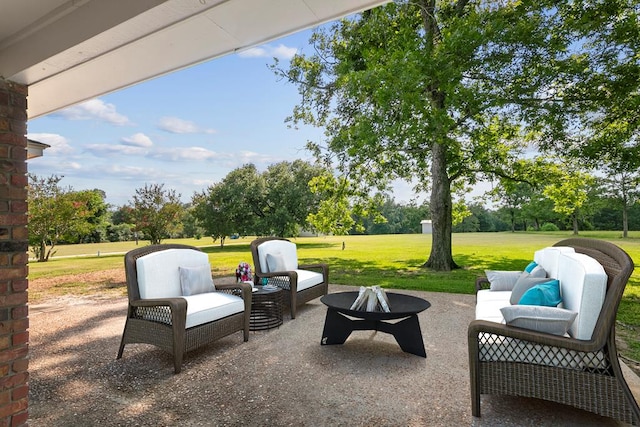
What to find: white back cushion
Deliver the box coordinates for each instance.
[557,252,607,340]
[533,246,575,278]
[257,240,298,272]
[136,249,209,299]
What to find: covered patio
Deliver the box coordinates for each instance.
[28,285,640,426]
[0,1,388,424]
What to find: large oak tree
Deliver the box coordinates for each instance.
[276,0,587,270]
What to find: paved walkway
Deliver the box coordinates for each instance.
[28,286,639,426]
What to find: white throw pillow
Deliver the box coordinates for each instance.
[179,264,215,296]
[266,252,287,272]
[485,270,523,291]
[501,305,578,336]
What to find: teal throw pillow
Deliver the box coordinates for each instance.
[518,279,561,307]
[524,261,538,273]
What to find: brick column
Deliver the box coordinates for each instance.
[0,78,29,427]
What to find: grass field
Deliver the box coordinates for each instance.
[28,231,640,361]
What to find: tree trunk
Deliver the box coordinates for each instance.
[424,140,458,271]
[510,209,516,232]
[572,213,579,235]
[39,240,46,262]
[623,201,629,238]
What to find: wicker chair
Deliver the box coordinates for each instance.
[250,237,328,319]
[117,244,251,373]
[468,238,640,425]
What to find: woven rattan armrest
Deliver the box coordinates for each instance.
[475,276,490,292]
[468,319,601,353]
[257,270,298,280]
[130,297,187,327]
[216,282,253,303]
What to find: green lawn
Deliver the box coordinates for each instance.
[28,231,640,360]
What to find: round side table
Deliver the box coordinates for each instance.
[250,286,283,331]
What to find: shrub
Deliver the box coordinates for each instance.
[540,222,559,232]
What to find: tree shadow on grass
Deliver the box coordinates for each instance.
[199,241,336,255]
[320,253,534,295]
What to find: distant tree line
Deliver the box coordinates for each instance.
[27,158,639,261]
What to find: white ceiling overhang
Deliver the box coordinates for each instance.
[0,0,388,119]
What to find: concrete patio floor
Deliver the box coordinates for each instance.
[28,285,640,426]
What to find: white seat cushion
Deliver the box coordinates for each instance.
[475,290,511,323]
[182,292,245,329]
[295,269,324,292]
[136,249,209,299]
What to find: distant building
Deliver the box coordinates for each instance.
[420,220,432,234]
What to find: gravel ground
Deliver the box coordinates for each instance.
[28,285,635,426]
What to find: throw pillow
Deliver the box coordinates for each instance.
[266,252,287,273]
[529,264,547,278]
[524,261,538,273]
[485,270,523,291]
[518,279,562,307]
[500,305,578,336]
[510,274,551,304]
[179,264,215,296]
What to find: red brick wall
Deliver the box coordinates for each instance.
[0,78,29,427]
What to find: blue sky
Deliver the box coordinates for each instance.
[26,26,422,208]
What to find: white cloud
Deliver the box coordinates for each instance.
[239,47,267,58]
[238,43,298,60]
[121,132,153,147]
[157,116,216,134]
[27,132,73,155]
[85,143,148,156]
[151,146,222,161]
[55,99,131,125]
[234,150,279,163]
[272,44,298,60]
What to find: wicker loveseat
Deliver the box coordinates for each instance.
[117,244,252,373]
[468,238,640,425]
[250,237,328,319]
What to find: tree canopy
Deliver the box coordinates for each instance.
[192,160,328,243]
[27,174,106,261]
[275,0,637,270]
[130,183,182,245]
[276,1,578,269]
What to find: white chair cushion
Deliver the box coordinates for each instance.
[475,290,511,323]
[533,246,575,279]
[557,252,607,340]
[294,269,324,292]
[182,292,245,329]
[257,240,298,272]
[136,249,209,299]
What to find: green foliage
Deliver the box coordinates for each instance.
[130,183,182,245]
[275,1,594,270]
[105,223,134,242]
[28,174,106,262]
[541,162,596,234]
[540,222,560,232]
[193,161,328,242]
[262,160,327,236]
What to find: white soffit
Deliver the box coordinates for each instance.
[0,0,388,119]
